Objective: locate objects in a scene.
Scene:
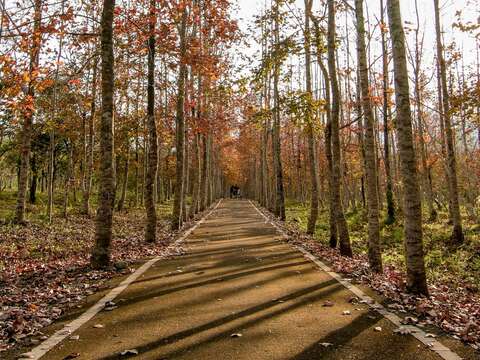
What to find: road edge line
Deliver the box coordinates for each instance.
[23,199,223,360]
[248,200,462,360]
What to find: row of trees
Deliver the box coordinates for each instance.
[239,0,479,295]
[2,0,479,295]
[0,0,241,267]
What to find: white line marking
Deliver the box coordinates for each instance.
[23,199,223,360]
[248,200,462,360]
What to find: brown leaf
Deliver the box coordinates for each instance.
[63,353,80,360]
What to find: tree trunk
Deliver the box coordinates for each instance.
[145,0,158,243]
[355,0,382,273]
[172,7,188,230]
[83,58,97,216]
[380,0,395,224]
[134,79,140,207]
[200,133,208,211]
[47,130,55,222]
[273,0,285,220]
[304,0,319,235]
[311,15,337,247]
[413,0,436,221]
[63,141,72,219]
[190,132,201,217]
[327,0,351,256]
[387,0,428,295]
[207,135,214,205]
[182,124,189,223]
[433,0,464,244]
[117,148,129,211]
[29,155,37,204]
[14,0,43,224]
[91,0,115,268]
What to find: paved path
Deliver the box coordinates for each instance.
[33,200,448,359]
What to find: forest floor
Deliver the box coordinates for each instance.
[282,200,480,350]
[2,199,479,359]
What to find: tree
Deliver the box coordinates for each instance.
[272,0,286,221]
[14,0,43,224]
[304,0,319,235]
[355,0,382,273]
[311,14,337,248]
[387,0,428,295]
[82,57,97,216]
[380,0,395,225]
[411,0,436,222]
[172,6,188,230]
[145,0,158,243]
[91,0,115,268]
[433,0,464,244]
[327,0,352,257]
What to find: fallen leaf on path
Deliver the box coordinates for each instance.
[374,327,382,332]
[319,342,333,347]
[401,316,418,325]
[359,299,374,305]
[63,353,80,359]
[342,310,351,315]
[120,349,139,356]
[425,333,437,338]
[18,353,34,359]
[388,303,405,311]
[230,333,243,338]
[93,324,104,328]
[394,327,412,335]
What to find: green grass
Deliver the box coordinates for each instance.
[285,199,480,288]
[0,189,174,224]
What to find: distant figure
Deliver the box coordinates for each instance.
[230,185,240,199]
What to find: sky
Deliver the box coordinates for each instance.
[234,0,479,71]
[235,0,477,34]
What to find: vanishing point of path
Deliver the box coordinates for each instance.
[27,200,451,359]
